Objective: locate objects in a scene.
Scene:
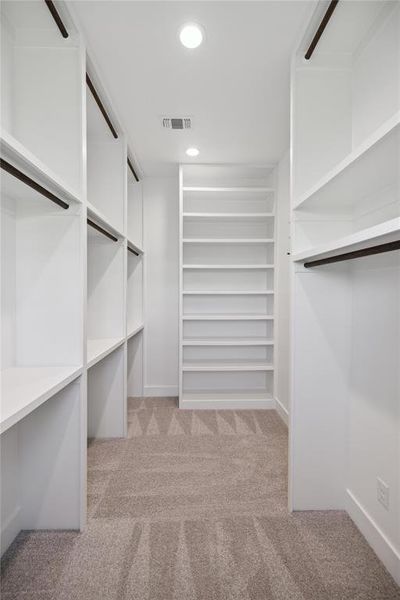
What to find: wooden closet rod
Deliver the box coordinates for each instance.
[128,246,139,256]
[87,218,118,242]
[86,74,118,139]
[304,240,400,268]
[127,158,139,182]
[0,159,69,210]
[44,0,69,38]
[305,0,339,60]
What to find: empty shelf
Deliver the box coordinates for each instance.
[180,390,274,409]
[87,203,124,240]
[292,218,400,263]
[183,264,274,269]
[87,337,125,368]
[182,290,274,295]
[127,239,144,255]
[182,314,274,320]
[182,337,274,346]
[183,361,273,371]
[182,238,274,244]
[127,323,144,340]
[183,186,274,193]
[183,212,274,219]
[1,365,83,434]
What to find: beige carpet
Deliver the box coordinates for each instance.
[1,397,399,599]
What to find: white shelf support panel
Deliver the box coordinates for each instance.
[179,164,276,409]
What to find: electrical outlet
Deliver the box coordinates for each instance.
[377,478,389,510]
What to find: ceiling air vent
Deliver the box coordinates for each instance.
[162,117,192,130]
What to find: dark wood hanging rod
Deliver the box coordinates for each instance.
[304,240,400,268]
[1,159,69,210]
[87,218,118,242]
[127,158,139,182]
[86,74,118,139]
[305,0,339,60]
[128,246,139,256]
[44,0,69,39]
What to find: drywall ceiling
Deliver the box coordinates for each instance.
[72,1,314,176]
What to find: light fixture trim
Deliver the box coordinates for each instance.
[179,22,204,49]
[186,147,200,157]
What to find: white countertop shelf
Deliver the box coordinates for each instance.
[127,323,144,340]
[87,203,125,240]
[1,131,82,205]
[294,112,400,212]
[183,186,274,193]
[182,290,274,295]
[292,218,400,263]
[183,264,274,270]
[183,212,274,219]
[183,361,274,371]
[182,313,274,321]
[183,337,274,346]
[1,365,83,435]
[87,337,125,369]
[182,238,274,244]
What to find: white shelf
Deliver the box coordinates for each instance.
[87,203,125,240]
[183,337,274,346]
[294,112,400,211]
[292,218,400,263]
[87,337,125,369]
[181,391,273,402]
[182,290,274,295]
[183,238,274,244]
[0,366,82,435]
[127,323,144,340]
[182,314,274,321]
[183,187,273,193]
[127,239,144,255]
[1,131,82,205]
[183,361,273,371]
[183,264,274,270]
[183,212,274,219]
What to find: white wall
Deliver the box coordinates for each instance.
[346,252,400,580]
[275,151,291,424]
[143,176,179,397]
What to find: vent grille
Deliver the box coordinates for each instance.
[162,117,192,130]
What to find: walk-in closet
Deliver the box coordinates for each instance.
[1,1,399,598]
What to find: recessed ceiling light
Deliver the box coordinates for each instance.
[179,23,204,49]
[186,147,199,157]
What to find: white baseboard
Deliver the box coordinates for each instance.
[144,385,178,397]
[179,398,276,410]
[346,488,400,586]
[1,506,21,556]
[274,396,289,426]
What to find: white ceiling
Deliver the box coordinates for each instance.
[72,1,314,176]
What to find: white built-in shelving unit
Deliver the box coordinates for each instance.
[179,165,276,408]
[0,0,144,556]
[290,0,400,584]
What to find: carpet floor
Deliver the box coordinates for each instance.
[1,397,399,599]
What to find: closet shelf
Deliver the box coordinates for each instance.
[292,218,400,263]
[182,238,274,244]
[182,290,274,295]
[182,337,274,346]
[127,323,144,340]
[87,203,124,240]
[182,361,274,372]
[181,391,273,405]
[182,186,274,193]
[1,131,82,205]
[87,337,125,369]
[182,313,274,321]
[183,212,274,219]
[127,239,144,255]
[294,112,400,211]
[0,366,83,435]
[183,264,274,270]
